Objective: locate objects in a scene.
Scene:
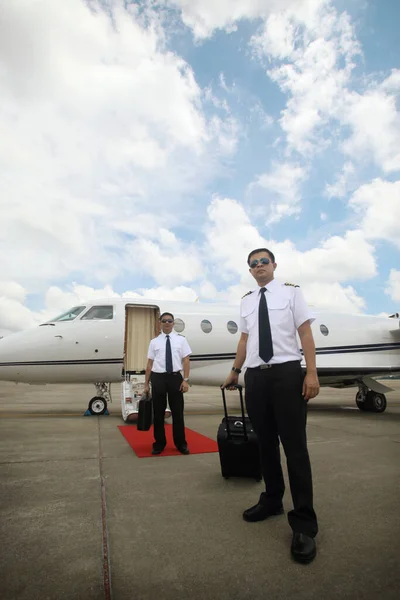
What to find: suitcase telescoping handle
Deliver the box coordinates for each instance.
[221,384,249,442]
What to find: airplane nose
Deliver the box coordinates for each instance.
[0,324,71,383]
[0,328,50,382]
[0,335,18,381]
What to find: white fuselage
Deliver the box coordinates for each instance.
[0,297,399,386]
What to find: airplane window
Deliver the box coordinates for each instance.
[201,319,212,333]
[81,306,114,320]
[227,321,238,334]
[174,318,185,333]
[320,324,329,336]
[51,306,87,322]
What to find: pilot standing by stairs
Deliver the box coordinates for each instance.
[222,247,320,564]
[144,312,192,455]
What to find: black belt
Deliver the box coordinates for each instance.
[152,371,181,375]
[247,360,299,370]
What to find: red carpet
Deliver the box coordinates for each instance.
[118,424,219,458]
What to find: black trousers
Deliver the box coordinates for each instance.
[150,372,187,450]
[244,361,318,538]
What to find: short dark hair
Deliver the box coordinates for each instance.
[160,312,174,321]
[247,248,275,265]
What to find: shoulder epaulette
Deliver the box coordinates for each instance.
[284,282,299,288]
[242,290,253,298]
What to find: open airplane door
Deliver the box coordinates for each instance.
[121,304,159,422]
[121,304,172,423]
[124,304,160,374]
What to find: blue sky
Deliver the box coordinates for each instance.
[0,0,399,334]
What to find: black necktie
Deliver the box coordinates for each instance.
[259,287,273,363]
[165,335,173,373]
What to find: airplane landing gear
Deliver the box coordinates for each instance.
[88,383,112,415]
[355,386,387,413]
[88,396,108,415]
[366,391,387,413]
[355,387,368,411]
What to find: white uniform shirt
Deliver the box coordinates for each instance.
[147,331,192,373]
[240,278,315,368]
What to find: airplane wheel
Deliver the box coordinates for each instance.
[355,391,368,411]
[88,396,107,415]
[366,391,387,413]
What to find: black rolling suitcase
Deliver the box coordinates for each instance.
[137,393,153,431]
[217,385,262,481]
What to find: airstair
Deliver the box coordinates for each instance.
[120,375,171,423]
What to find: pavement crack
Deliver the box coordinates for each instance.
[98,419,113,600]
[0,457,99,465]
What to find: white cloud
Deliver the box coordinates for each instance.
[0,280,201,337]
[166,0,298,40]
[192,0,400,194]
[301,282,366,313]
[342,80,400,173]
[0,0,397,335]
[380,69,400,93]
[206,196,376,283]
[133,286,198,302]
[348,179,400,247]
[0,196,378,334]
[385,270,400,304]
[205,196,266,280]
[325,161,355,199]
[250,103,274,129]
[248,162,307,223]
[251,6,400,173]
[198,280,218,299]
[251,2,361,154]
[0,0,236,290]
[0,282,33,336]
[0,281,27,303]
[294,230,376,283]
[126,234,204,286]
[0,297,38,336]
[44,284,122,311]
[203,196,376,312]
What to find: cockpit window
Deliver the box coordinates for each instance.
[80,305,114,320]
[51,306,87,322]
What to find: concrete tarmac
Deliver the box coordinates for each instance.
[1,380,400,600]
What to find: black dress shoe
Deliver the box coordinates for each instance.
[177,447,190,455]
[152,448,164,455]
[291,533,316,564]
[243,503,284,522]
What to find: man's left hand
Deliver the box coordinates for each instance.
[302,372,320,401]
[180,380,189,393]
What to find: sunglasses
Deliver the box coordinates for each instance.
[249,257,270,269]
[161,319,174,323]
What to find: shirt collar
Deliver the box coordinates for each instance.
[257,278,278,293]
[160,330,175,338]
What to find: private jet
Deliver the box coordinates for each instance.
[0,295,399,416]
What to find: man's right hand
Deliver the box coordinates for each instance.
[143,384,150,396]
[221,372,239,390]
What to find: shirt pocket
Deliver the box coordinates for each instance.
[267,296,290,325]
[241,304,257,329]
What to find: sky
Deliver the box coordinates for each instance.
[0,0,399,336]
